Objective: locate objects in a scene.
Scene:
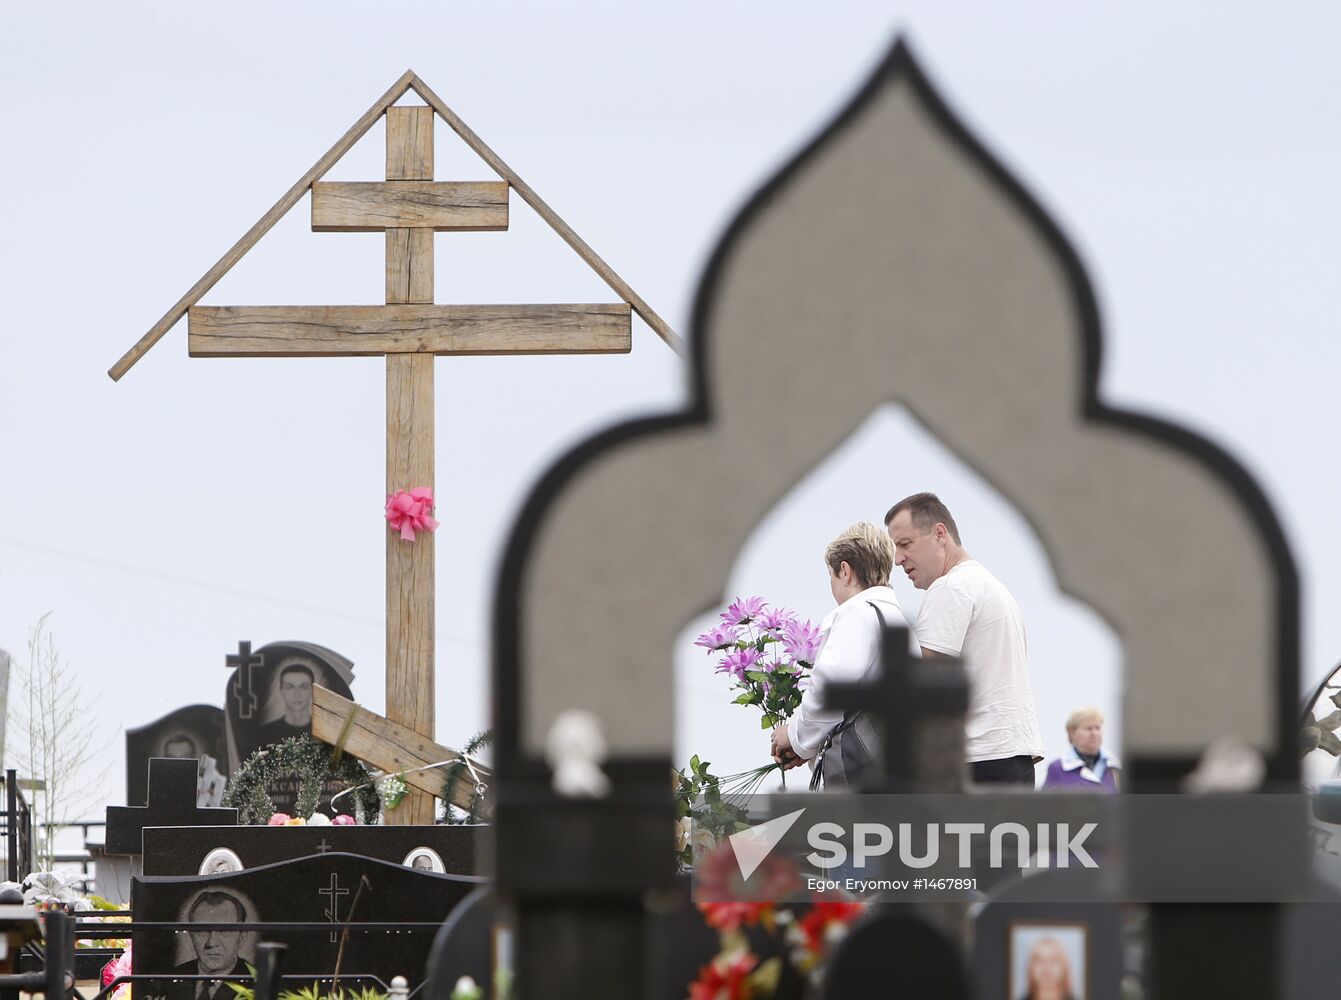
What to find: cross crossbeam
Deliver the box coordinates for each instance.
[188,304,632,357]
[311,181,508,232]
[312,685,489,813]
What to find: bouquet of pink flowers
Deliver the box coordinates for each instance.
[695,596,822,731]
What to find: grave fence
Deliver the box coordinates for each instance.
[71,909,439,1000]
[1,768,34,883]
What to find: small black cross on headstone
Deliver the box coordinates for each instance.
[105,757,238,855]
[226,640,266,720]
[824,625,969,790]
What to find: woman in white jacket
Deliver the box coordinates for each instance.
[770,521,917,787]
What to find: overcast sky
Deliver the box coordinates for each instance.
[3,2,1339,815]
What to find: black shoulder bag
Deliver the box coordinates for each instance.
[808,602,886,791]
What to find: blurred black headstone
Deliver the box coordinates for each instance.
[126,705,228,806]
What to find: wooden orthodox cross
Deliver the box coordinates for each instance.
[111,72,680,823]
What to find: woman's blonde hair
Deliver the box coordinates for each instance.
[1065,706,1104,735]
[824,522,894,590]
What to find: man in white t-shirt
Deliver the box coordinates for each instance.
[885,492,1043,785]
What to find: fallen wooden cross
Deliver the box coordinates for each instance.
[312,685,490,814]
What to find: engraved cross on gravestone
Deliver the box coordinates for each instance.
[319,872,351,943]
[226,640,266,720]
[105,757,238,855]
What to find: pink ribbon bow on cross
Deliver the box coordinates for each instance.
[385,487,439,542]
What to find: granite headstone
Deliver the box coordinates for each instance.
[106,758,239,856]
[224,641,355,772]
[133,852,482,999]
[971,868,1124,1000]
[126,705,228,807]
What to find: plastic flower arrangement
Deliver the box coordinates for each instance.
[19,870,94,911]
[101,943,133,1000]
[674,757,772,871]
[685,846,864,1000]
[695,596,820,732]
[687,948,776,1000]
[267,812,349,827]
[676,598,822,869]
[377,774,408,810]
[778,901,865,980]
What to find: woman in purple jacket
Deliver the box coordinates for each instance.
[1041,707,1120,792]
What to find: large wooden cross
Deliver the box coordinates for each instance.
[111,72,681,824]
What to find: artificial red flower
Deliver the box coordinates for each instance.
[688,950,759,1000]
[698,901,771,932]
[795,900,864,952]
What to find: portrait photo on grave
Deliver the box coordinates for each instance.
[258,659,322,746]
[169,888,258,1000]
[402,847,445,874]
[226,642,355,772]
[1009,923,1087,1000]
[127,705,229,808]
[198,848,244,876]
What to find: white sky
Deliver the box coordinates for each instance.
[3,2,1340,816]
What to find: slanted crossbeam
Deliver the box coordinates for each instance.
[312,685,488,813]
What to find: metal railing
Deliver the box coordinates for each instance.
[1,768,35,882]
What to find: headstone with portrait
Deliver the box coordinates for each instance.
[223,641,356,815]
[126,705,229,807]
[971,868,1124,1000]
[132,852,482,999]
[224,641,355,767]
[141,823,488,878]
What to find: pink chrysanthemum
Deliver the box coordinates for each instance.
[720,596,767,626]
[717,646,762,681]
[694,622,741,651]
[782,619,823,665]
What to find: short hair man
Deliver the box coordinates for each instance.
[174,891,250,1000]
[885,492,1043,785]
[256,662,316,748]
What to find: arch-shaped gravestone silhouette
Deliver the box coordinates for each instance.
[490,34,1302,998]
[493,39,1297,787]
